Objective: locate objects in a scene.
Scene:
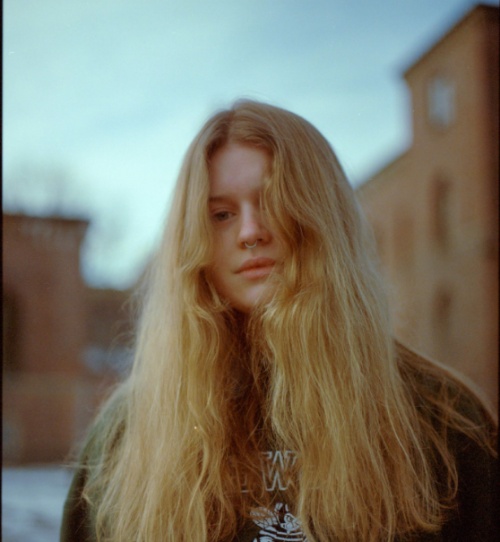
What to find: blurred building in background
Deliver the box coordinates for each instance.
[3,213,133,464]
[358,4,498,411]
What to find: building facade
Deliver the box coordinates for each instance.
[3,213,131,464]
[357,4,498,411]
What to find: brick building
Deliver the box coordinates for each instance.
[3,213,132,464]
[357,4,498,411]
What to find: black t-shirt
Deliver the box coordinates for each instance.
[234,449,308,541]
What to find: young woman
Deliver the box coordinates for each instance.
[61,100,497,542]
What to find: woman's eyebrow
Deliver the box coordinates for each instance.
[208,195,231,203]
[209,186,262,203]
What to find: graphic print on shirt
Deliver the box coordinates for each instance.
[261,450,297,491]
[241,450,298,493]
[251,502,308,542]
[244,451,308,541]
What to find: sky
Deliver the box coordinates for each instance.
[4,0,498,288]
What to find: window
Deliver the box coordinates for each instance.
[432,176,452,250]
[433,287,453,340]
[427,75,455,128]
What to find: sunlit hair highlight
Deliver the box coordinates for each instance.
[81,100,495,541]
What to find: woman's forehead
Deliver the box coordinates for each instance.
[209,143,270,194]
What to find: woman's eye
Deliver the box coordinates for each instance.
[212,210,233,222]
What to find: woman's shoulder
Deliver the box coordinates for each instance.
[395,340,496,430]
[60,383,129,542]
[395,341,498,540]
[81,383,129,463]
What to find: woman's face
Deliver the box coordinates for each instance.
[208,142,284,313]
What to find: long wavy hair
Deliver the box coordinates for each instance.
[82,100,495,541]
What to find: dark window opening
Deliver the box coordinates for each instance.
[434,288,453,339]
[432,177,452,250]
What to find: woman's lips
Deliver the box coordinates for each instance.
[236,257,276,279]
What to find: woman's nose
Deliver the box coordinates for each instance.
[238,207,270,248]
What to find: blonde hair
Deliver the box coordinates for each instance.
[82,100,495,541]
